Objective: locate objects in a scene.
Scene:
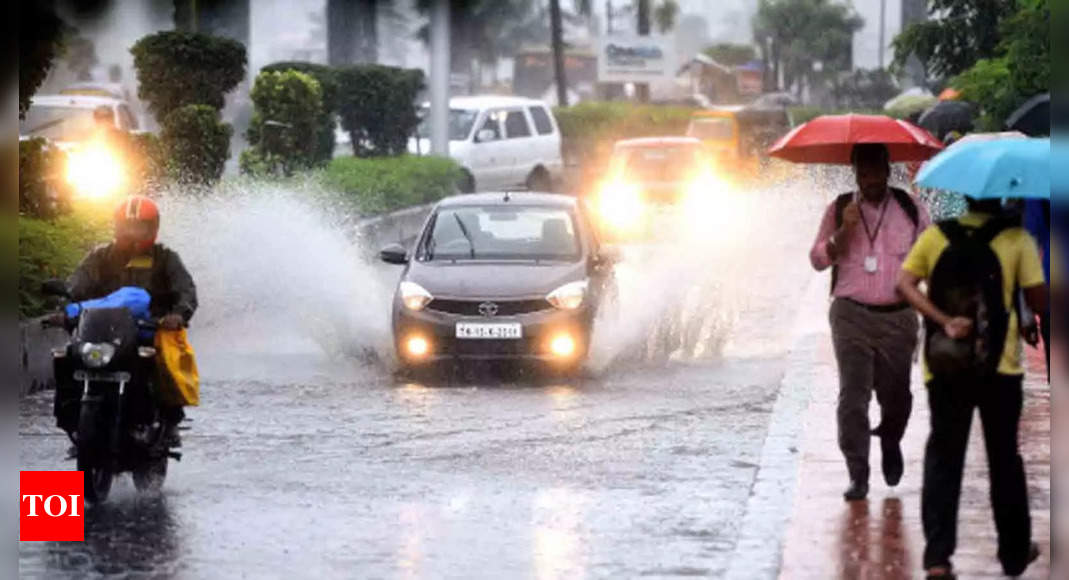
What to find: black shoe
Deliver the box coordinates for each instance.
[882,438,904,487]
[843,480,868,501]
[925,567,956,580]
[1003,542,1040,576]
[163,422,182,448]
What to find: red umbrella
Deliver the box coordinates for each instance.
[768,114,943,164]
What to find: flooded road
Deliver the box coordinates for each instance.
[20,356,791,579]
[20,181,833,578]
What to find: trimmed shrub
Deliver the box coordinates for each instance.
[336,65,424,157]
[130,31,247,119]
[161,105,232,186]
[261,61,339,163]
[241,70,323,177]
[19,210,112,318]
[323,155,462,214]
[19,138,70,219]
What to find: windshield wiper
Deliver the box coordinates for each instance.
[453,214,476,259]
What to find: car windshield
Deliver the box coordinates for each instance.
[19,105,99,141]
[617,146,704,182]
[420,206,580,262]
[686,117,736,140]
[417,108,479,141]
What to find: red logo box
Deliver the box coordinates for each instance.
[20,471,84,541]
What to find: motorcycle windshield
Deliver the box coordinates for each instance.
[77,308,139,348]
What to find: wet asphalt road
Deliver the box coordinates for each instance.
[20,187,824,578]
[19,354,788,579]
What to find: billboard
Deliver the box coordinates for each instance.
[596,35,676,83]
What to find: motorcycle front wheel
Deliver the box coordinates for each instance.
[76,400,113,504]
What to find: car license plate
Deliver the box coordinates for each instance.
[455,322,522,340]
[73,370,131,383]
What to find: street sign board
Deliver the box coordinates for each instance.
[596,35,676,83]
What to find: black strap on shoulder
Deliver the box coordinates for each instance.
[831,193,853,293]
[937,219,968,244]
[938,217,1010,246]
[889,187,919,230]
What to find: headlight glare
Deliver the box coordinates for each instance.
[547,280,588,310]
[400,281,433,311]
[80,343,116,368]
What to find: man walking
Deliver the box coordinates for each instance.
[898,197,1045,578]
[809,143,930,501]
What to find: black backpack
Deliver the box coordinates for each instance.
[830,187,920,292]
[924,218,1011,378]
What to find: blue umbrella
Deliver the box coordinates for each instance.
[915,137,1049,199]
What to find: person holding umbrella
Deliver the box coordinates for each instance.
[898,138,1049,579]
[771,114,942,501]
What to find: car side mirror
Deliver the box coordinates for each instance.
[40,279,71,298]
[380,244,409,265]
[476,129,497,143]
[596,245,622,266]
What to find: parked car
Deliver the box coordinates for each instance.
[380,192,617,372]
[411,96,564,193]
[19,94,139,149]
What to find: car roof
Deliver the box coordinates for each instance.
[428,95,549,110]
[614,136,702,148]
[29,94,123,108]
[436,192,578,208]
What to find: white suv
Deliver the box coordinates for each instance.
[411,96,563,193]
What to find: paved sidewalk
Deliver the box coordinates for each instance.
[778,333,1051,579]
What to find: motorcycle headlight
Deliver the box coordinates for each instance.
[66,141,124,199]
[547,280,588,310]
[400,281,433,311]
[80,343,116,368]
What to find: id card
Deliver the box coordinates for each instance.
[863,255,878,273]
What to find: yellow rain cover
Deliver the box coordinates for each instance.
[155,329,200,406]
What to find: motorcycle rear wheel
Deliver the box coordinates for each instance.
[76,402,113,504]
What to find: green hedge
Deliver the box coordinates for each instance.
[242,70,324,177]
[323,155,462,214]
[787,106,901,126]
[336,65,424,157]
[19,138,70,219]
[162,105,232,185]
[261,61,339,164]
[19,210,111,318]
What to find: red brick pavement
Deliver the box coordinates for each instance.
[779,342,1051,579]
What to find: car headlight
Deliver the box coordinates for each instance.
[80,343,116,368]
[597,181,644,232]
[399,281,433,311]
[547,280,588,310]
[66,141,124,199]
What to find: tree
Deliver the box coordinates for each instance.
[891,0,1017,83]
[130,31,247,120]
[752,0,863,95]
[261,61,340,164]
[702,43,757,67]
[161,105,232,185]
[550,0,568,106]
[335,65,424,157]
[952,0,1048,130]
[653,0,679,33]
[19,4,69,118]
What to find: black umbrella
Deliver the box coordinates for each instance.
[917,100,975,142]
[1005,92,1049,136]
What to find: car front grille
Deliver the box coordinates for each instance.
[427,299,552,317]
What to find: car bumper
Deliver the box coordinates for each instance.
[393,304,593,366]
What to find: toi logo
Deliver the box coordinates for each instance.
[20,471,84,541]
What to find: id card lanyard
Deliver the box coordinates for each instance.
[857,192,890,274]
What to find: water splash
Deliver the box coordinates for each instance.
[154,179,397,381]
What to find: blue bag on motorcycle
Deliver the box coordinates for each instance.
[64,286,152,321]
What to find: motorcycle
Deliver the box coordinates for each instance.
[43,281,182,503]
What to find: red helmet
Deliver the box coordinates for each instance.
[114,196,160,253]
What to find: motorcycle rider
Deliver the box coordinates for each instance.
[66,195,197,444]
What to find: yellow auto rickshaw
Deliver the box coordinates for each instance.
[685,106,793,185]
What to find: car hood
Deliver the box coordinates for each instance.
[405,260,587,299]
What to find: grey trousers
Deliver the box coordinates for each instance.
[829,298,919,483]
